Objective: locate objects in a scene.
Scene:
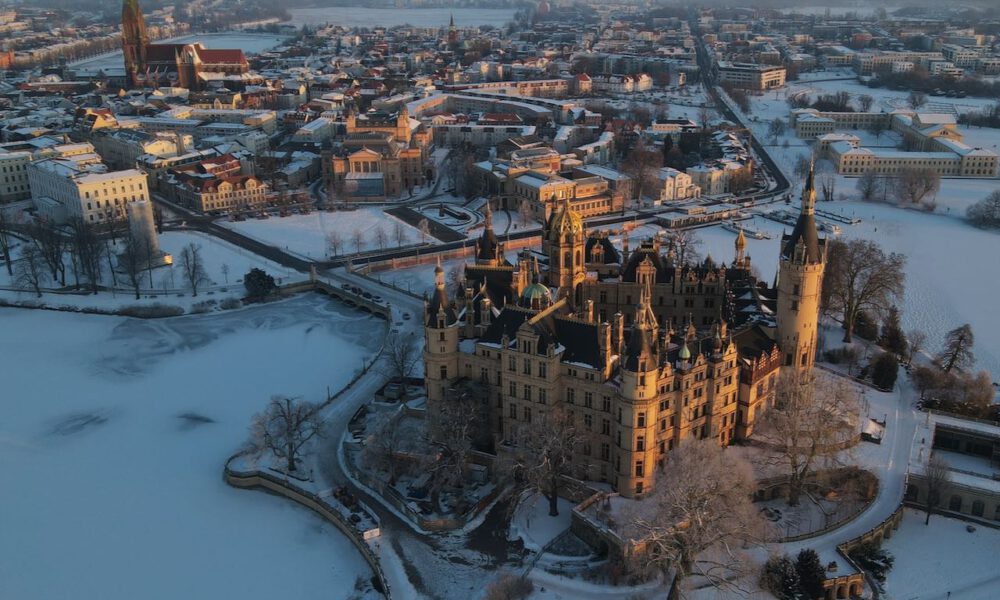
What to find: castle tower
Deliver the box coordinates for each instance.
[424,260,460,408]
[545,197,586,305]
[776,163,826,370]
[618,282,660,497]
[121,0,149,88]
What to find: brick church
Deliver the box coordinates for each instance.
[121,0,257,90]
[423,167,827,498]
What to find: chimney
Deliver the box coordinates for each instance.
[612,312,625,355]
[599,321,612,364]
[584,299,594,322]
[481,297,492,328]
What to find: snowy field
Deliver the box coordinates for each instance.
[284,7,516,28]
[883,509,1000,600]
[221,209,425,259]
[70,33,287,72]
[0,295,382,600]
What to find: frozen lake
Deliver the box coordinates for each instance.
[284,6,517,28]
[0,295,382,600]
[70,33,288,73]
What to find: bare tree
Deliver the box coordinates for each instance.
[68,217,104,293]
[384,331,420,396]
[819,173,836,203]
[922,454,951,525]
[857,94,874,112]
[508,403,582,517]
[856,170,879,201]
[14,244,47,297]
[119,227,145,300]
[327,231,343,257]
[621,140,663,201]
[30,220,67,286]
[754,370,861,506]
[424,389,479,512]
[351,228,364,254]
[894,168,940,206]
[767,117,786,144]
[867,120,888,143]
[179,242,209,296]
[906,329,927,365]
[221,263,230,284]
[250,395,322,473]
[937,323,975,373]
[362,410,408,485]
[392,220,407,246]
[0,209,13,277]
[417,218,431,244]
[823,238,906,342]
[663,229,702,265]
[793,154,812,181]
[907,90,928,110]
[966,190,1000,229]
[624,439,763,600]
[374,225,388,251]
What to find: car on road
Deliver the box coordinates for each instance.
[402,312,411,320]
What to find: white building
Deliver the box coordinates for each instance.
[0,151,32,203]
[28,143,150,224]
[655,167,701,205]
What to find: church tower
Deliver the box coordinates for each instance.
[776,163,826,370]
[121,0,149,88]
[545,198,586,305]
[447,13,458,45]
[424,261,460,408]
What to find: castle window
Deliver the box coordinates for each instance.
[509,381,517,398]
[539,389,547,405]
[538,362,547,378]
[524,406,532,423]
[602,397,611,412]
[637,412,646,427]
[636,436,645,451]
[635,461,644,477]
[791,300,798,311]
[523,359,531,375]
[602,419,610,435]
[601,443,610,460]
[793,284,800,296]
[584,414,593,429]
[584,392,593,408]
[523,385,532,401]
[566,388,575,404]
[440,366,447,379]
[509,403,517,419]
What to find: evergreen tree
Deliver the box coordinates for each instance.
[938,324,975,373]
[871,352,899,391]
[244,268,277,300]
[662,134,674,162]
[848,541,895,584]
[879,306,908,358]
[796,549,826,600]
[761,554,800,600]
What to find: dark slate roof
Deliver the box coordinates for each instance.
[733,325,777,360]
[782,171,823,264]
[621,244,673,283]
[426,284,457,326]
[480,307,531,344]
[476,224,500,261]
[554,317,603,368]
[464,265,515,308]
[479,307,604,368]
[585,236,621,265]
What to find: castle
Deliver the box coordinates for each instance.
[122,0,255,90]
[423,168,827,498]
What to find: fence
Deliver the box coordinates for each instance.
[224,454,392,598]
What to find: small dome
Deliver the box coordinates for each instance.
[520,281,552,308]
[678,341,691,361]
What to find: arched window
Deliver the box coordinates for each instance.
[439,365,447,380]
[575,250,582,266]
[972,500,985,517]
[564,252,571,268]
[949,494,963,512]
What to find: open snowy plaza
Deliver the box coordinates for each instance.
[0,295,383,599]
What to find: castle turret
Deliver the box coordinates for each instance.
[424,260,460,408]
[776,161,827,370]
[475,201,502,266]
[734,226,747,267]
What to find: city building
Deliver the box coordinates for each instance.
[717,61,786,90]
[0,151,32,203]
[28,143,149,224]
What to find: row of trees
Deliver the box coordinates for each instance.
[326,219,417,256]
[856,168,941,208]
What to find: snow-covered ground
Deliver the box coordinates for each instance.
[221,208,428,260]
[284,7,516,28]
[510,492,574,553]
[883,509,1000,600]
[0,229,300,311]
[0,295,382,600]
